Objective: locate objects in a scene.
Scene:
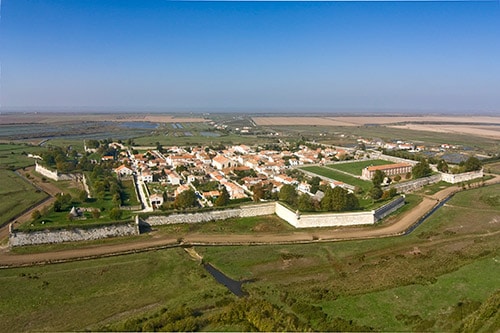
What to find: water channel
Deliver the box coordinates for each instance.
[202,263,249,297]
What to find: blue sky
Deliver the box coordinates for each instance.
[0,0,499,113]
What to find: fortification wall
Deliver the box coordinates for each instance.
[10,222,139,247]
[377,154,419,166]
[374,196,406,221]
[35,163,75,181]
[35,163,60,181]
[146,209,242,226]
[240,203,276,217]
[392,175,441,193]
[440,169,483,184]
[145,203,277,226]
[276,203,375,228]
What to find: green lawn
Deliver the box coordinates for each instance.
[326,159,393,176]
[0,169,48,226]
[301,165,372,191]
[121,179,140,206]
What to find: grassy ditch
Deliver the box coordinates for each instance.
[0,169,48,226]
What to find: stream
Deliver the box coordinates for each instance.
[202,263,249,297]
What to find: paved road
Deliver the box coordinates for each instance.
[1,174,498,268]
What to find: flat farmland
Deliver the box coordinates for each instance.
[253,115,500,126]
[0,169,48,226]
[0,144,46,169]
[389,124,500,140]
[327,159,393,176]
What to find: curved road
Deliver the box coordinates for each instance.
[1,174,498,268]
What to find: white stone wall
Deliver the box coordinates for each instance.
[35,163,75,181]
[146,208,242,226]
[440,169,483,184]
[145,203,277,226]
[10,223,139,247]
[35,163,60,181]
[240,203,276,217]
[276,203,375,228]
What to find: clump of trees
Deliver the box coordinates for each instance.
[174,190,198,209]
[412,160,433,179]
[453,156,482,174]
[279,184,359,213]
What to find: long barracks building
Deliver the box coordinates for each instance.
[361,163,413,180]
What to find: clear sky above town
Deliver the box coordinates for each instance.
[0,0,499,113]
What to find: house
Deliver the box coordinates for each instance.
[141,171,153,183]
[174,184,191,197]
[150,193,164,208]
[101,155,114,162]
[212,155,233,170]
[297,182,312,193]
[168,172,182,185]
[114,165,134,177]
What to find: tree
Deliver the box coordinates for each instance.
[91,209,101,219]
[320,186,358,212]
[214,187,230,207]
[252,183,264,202]
[78,190,88,203]
[109,208,123,220]
[437,159,449,173]
[372,170,386,186]
[412,160,432,179]
[53,200,62,212]
[279,184,298,207]
[174,190,197,209]
[463,156,482,172]
[31,210,41,221]
[369,186,383,200]
[309,176,321,194]
[393,175,401,182]
[297,193,313,211]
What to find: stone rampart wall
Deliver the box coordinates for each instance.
[440,169,483,184]
[276,203,375,228]
[240,203,276,217]
[145,203,277,226]
[392,175,441,193]
[35,163,75,181]
[146,209,241,226]
[35,163,60,181]
[374,196,406,221]
[10,222,139,247]
[377,154,419,166]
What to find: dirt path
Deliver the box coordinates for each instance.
[1,174,498,268]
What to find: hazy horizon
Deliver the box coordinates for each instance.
[1,1,499,113]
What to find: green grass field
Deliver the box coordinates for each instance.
[121,179,140,206]
[326,159,393,176]
[485,161,500,174]
[0,249,231,332]
[0,143,46,169]
[301,165,372,191]
[0,169,48,226]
